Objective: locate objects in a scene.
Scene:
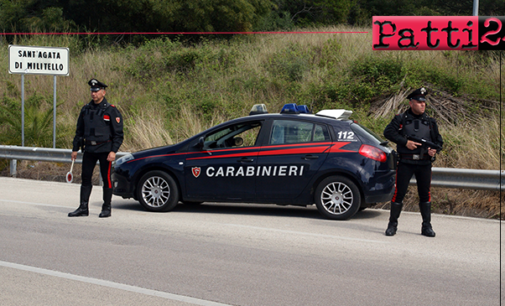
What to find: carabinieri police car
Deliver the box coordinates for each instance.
[112,104,396,220]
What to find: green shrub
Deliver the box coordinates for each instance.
[0,93,67,147]
[265,43,313,82]
[318,38,342,69]
[126,39,240,79]
[351,56,404,85]
[346,55,405,104]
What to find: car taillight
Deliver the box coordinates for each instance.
[359,144,387,162]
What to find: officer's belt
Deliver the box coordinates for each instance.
[85,140,111,146]
[399,153,430,161]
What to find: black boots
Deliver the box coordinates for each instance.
[385,202,403,236]
[420,202,436,237]
[69,186,113,218]
[385,202,436,237]
[68,185,92,217]
[99,188,113,218]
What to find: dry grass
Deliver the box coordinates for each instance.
[437,116,503,170]
[376,188,504,219]
[120,104,174,152]
[171,105,227,140]
[121,103,228,151]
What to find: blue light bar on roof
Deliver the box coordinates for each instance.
[281,103,298,114]
[280,103,311,114]
[297,105,311,113]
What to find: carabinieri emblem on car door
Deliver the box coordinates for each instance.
[192,167,201,178]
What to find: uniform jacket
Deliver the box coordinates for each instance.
[384,108,443,164]
[72,98,124,153]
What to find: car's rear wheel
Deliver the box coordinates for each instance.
[315,175,361,220]
[137,171,179,212]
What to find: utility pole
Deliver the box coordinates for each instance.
[473,0,479,16]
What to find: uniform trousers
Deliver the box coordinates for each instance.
[81,151,112,188]
[392,161,432,203]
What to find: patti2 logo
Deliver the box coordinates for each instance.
[373,16,505,50]
[481,17,505,47]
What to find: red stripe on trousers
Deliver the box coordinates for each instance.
[106,161,112,188]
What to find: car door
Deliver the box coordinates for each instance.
[184,120,262,201]
[255,119,332,199]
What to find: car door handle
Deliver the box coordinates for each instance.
[303,155,319,160]
[238,158,254,163]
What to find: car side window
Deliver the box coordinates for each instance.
[270,120,330,145]
[314,124,330,142]
[203,122,262,149]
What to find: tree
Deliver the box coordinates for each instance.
[58,0,272,33]
[173,0,271,32]
[269,0,353,27]
[0,0,74,33]
[0,0,273,35]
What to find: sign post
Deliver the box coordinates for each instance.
[8,45,69,148]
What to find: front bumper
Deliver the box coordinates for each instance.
[112,170,134,199]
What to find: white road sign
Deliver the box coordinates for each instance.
[9,45,69,76]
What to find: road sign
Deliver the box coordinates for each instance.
[9,45,69,75]
[8,45,70,147]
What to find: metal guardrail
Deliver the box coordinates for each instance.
[0,145,503,191]
[0,145,129,164]
[415,167,504,191]
[0,145,129,178]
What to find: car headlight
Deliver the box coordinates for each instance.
[114,153,134,167]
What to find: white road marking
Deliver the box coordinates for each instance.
[224,223,388,243]
[0,260,231,306]
[0,199,73,209]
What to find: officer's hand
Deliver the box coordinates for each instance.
[71,151,77,161]
[406,140,421,150]
[107,152,116,162]
[427,148,437,157]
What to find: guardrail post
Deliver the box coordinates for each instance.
[10,159,16,177]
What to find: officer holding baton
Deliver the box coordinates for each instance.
[383,88,443,237]
[68,79,124,218]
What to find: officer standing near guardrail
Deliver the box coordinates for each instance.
[383,87,443,237]
[68,79,124,218]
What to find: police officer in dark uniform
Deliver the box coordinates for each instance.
[68,79,124,218]
[383,87,443,237]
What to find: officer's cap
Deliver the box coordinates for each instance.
[88,79,108,92]
[407,87,427,102]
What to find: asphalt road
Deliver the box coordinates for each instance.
[0,177,503,305]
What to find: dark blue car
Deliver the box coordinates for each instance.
[112,104,396,220]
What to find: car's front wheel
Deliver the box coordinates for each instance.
[315,175,361,220]
[137,171,179,212]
